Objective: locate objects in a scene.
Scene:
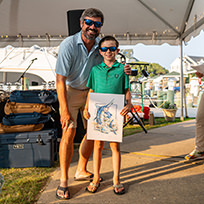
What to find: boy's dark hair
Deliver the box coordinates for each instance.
[99,36,119,48]
[80,8,104,25]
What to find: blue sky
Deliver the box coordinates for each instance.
[120,30,204,70]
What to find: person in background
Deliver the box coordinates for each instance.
[185,71,204,160]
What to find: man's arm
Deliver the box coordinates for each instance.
[56,74,74,132]
[120,88,131,116]
[83,89,94,120]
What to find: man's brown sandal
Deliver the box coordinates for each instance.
[74,173,103,182]
[56,186,70,200]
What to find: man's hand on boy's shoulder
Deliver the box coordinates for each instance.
[124,64,131,75]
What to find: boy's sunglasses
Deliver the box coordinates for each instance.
[84,19,102,28]
[100,47,117,52]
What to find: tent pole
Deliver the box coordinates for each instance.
[180,39,184,121]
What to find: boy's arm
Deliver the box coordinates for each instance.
[83,89,94,120]
[120,88,131,116]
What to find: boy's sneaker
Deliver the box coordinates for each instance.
[185,149,204,160]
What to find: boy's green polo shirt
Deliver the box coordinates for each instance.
[87,60,129,94]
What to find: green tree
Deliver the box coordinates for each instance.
[129,62,169,79]
[151,63,168,75]
[119,49,169,78]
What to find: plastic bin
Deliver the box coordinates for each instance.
[131,105,150,120]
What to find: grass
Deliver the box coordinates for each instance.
[0,117,195,203]
[0,166,56,204]
[123,117,194,136]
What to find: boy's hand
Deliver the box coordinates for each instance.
[120,103,131,116]
[83,109,90,120]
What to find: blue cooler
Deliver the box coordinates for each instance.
[0,129,57,168]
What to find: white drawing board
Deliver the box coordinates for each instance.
[87,93,124,143]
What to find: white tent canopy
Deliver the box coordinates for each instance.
[0,0,204,119]
[0,45,57,85]
[0,0,204,47]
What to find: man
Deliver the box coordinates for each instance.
[55,8,131,199]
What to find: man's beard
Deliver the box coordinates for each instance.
[82,27,99,40]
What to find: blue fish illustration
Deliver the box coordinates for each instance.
[94,99,114,125]
[109,120,117,134]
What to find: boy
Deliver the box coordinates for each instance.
[83,36,131,195]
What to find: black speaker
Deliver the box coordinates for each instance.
[67,9,85,36]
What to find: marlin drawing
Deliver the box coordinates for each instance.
[94,99,114,125]
[93,99,118,135]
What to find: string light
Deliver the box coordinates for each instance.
[0,34,68,40]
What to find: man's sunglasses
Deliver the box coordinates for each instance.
[100,47,117,52]
[84,19,102,28]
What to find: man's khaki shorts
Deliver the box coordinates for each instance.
[60,85,89,129]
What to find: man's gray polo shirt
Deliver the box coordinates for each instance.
[55,31,103,90]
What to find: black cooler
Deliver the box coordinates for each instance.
[0,129,57,168]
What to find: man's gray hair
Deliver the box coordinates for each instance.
[80,8,104,25]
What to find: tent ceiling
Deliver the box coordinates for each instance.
[0,0,204,47]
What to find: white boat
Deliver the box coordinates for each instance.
[0,45,57,91]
